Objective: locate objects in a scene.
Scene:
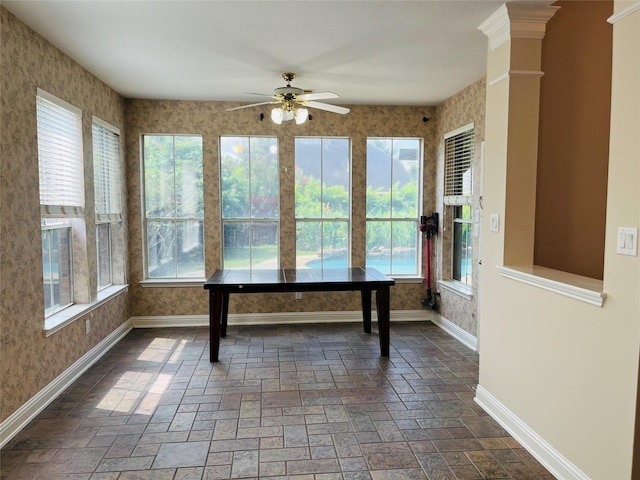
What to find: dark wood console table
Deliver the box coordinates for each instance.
[204,267,395,362]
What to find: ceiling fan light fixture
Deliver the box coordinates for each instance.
[295,108,308,124]
[271,107,284,124]
[283,110,294,122]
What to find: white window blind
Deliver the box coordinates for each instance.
[36,89,84,218]
[92,119,121,223]
[444,124,474,202]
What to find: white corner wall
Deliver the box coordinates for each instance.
[476,1,640,479]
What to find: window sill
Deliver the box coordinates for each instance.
[44,284,129,337]
[140,279,206,288]
[438,280,473,300]
[390,275,424,284]
[497,265,606,307]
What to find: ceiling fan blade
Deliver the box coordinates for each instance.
[305,101,350,115]
[225,101,275,112]
[245,92,277,98]
[297,91,339,101]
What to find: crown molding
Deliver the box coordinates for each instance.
[478,3,560,50]
[608,1,640,24]
[488,69,545,87]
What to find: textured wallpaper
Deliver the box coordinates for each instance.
[0,3,485,426]
[0,8,130,423]
[125,102,438,317]
[434,77,486,336]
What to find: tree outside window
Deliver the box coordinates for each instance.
[220,136,279,269]
[295,137,350,269]
[142,135,204,278]
[366,138,422,275]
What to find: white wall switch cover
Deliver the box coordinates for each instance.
[489,214,500,233]
[617,227,638,256]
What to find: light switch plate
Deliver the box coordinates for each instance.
[617,227,638,256]
[489,214,500,233]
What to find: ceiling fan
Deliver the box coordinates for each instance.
[225,72,350,124]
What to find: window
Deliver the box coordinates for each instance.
[444,124,474,287]
[142,135,204,279]
[220,136,279,269]
[92,119,121,289]
[366,138,422,275]
[444,124,474,201]
[36,89,84,316]
[453,205,473,285]
[42,223,73,317]
[295,137,350,269]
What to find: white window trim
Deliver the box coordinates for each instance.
[438,279,473,300]
[220,135,280,270]
[443,123,474,205]
[142,134,205,279]
[295,136,352,269]
[92,116,120,136]
[44,284,128,336]
[140,279,205,288]
[365,137,424,277]
[93,117,123,290]
[37,88,81,116]
[37,88,84,318]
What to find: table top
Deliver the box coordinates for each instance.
[204,267,395,291]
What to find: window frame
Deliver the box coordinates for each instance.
[452,205,473,287]
[92,117,122,290]
[219,135,280,270]
[36,88,84,318]
[444,123,474,204]
[141,134,205,280]
[41,222,74,317]
[365,137,424,277]
[443,123,475,290]
[294,136,352,270]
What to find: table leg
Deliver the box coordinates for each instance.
[210,291,222,362]
[361,289,372,333]
[376,287,390,357]
[221,292,230,337]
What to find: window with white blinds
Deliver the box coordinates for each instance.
[36,88,84,218]
[444,124,474,203]
[92,119,121,223]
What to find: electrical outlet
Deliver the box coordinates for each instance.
[295,292,302,300]
[85,318,91,334]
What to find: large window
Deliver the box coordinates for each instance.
[295,137,350,269]
[220,136,279,269]
[142,135,204,278]
[444,124,474,286]
[92,119,121,289]
[366,138,422,275]
[36,89,84,316]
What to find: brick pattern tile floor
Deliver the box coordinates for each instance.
[1,321,556,479]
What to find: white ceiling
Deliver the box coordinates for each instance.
[3,0,521,106]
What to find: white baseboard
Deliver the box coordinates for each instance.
[131,309,429,328]
[0,320,133,449]
[475,385,589,480]
[430,314,478,351]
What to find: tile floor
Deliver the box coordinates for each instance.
[1,321,555,479]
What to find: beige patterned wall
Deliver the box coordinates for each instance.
[0,8,129,423]
[434,77,486,337]
[125,101,438,317]
[0,2,483,426]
